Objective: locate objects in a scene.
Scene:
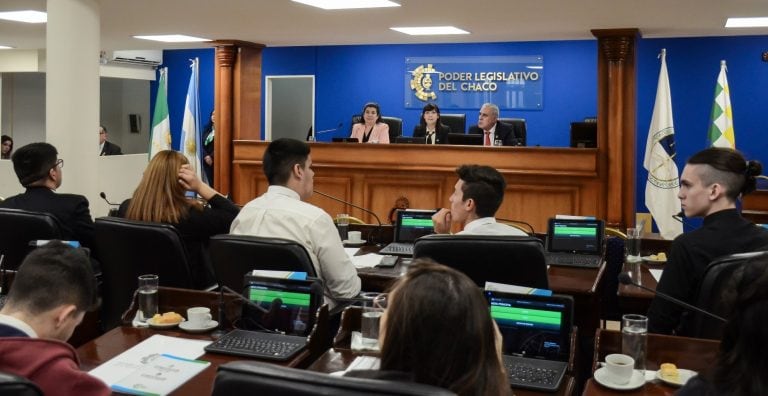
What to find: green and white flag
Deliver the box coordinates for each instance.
[149,67,172,158]
[707,60,735,148]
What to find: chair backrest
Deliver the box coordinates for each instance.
[209,234,317,291]
[0,208,63,271]
[93,217,194,330]
[440,113,466,134]
[412,234,548,289]
[688,251,768,339]
[212,361,456,396]
[0,371,43,396]
[498,117,527,146]
[600,236,625,321]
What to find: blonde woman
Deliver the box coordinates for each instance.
[119,150,239,287]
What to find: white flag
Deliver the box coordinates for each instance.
[179,58,203,180]
[149,68,171,159]
[644,49,683,240]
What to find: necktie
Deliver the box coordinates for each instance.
[426,132,434,144]
[484,131,491,146]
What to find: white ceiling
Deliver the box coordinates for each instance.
[1,0,767,51]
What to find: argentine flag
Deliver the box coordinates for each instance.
[179,58,204,180]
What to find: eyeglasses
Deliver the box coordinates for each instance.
[54,159,64,169]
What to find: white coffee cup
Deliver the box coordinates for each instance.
[348,231,362,243]
[187,307,212,328]
[604,354,635,385]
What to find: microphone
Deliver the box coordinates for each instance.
[312,123,344,140]
[618,273,726,323]
[672,210,696,230]
[497,217,535,234]
[313,190,384,245]
[100,192,120,217]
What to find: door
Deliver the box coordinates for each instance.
[265,75,314,141]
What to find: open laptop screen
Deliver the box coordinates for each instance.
[546,218,604,254]
[396,210,436,242]
[240,276,321,337]
[486,291,573,361]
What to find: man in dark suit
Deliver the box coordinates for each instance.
[98,125,122,156]
[468,103,523,146]
[0,142,94,247]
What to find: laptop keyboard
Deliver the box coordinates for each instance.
[378,242,414,256]
[503,355,566,392]
[204,329,307,361]
[546,253,601,268]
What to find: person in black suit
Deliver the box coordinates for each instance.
[412,103,451,144]
[0,142,94,247]
[98,125,122,156]
[468,103,523,146]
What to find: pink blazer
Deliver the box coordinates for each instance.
[350,122,390,144]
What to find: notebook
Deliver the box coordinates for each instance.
[378,209,437,256]
[486,291,574,392]
[544,218,605,268]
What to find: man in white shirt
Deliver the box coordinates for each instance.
[230,138,361,308]
[432,164,528,236]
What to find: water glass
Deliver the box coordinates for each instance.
[625,227,642,262]
[621,314,648,375]
[138,274,159,322]
[336,213,349,241]
[361,293,387,348]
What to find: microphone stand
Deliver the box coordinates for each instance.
[313,190,384,246]
[618,273,726,322]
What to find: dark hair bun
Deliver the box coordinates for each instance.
[743,160,763,195]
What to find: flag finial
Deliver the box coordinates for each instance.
[720,60,727,67]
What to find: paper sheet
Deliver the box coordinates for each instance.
[344,247,360,259]
[89,334,211,386]
[111,354,210,396]
[649,269,663,283]
[351,253,384,269]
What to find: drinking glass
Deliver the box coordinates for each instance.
[138,274,159,322]
[361,293,387,348]
[621,314,648,375]
[336,213,349,241]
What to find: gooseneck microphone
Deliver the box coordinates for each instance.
[312,123,344,139]
[618,273,726,323]
[100,192,120,216]
[672,210,696,230]
[313,190,384,245]
[99,192,119,206]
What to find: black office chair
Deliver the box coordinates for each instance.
[440,113,466,134]
[0,208,63,271]
[351,115,402,142]
[92,217,195,331]
[212,361,456,396]
[599,236,625,323]
[686,251,768,339]
[0,371,43,396]
[208,234,317,291]
[412,234,548,289]
[498,117,527,146]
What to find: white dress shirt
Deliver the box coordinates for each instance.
[230,185,361,308]
[482,124,498,146]
[458,217,528,236]
[0,314,38,337]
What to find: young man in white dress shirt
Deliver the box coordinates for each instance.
[229,138,361,308]
[432,164,527,236]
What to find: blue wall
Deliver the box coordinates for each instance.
[155,35,768,221]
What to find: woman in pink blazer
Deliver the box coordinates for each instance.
[350,102,390,144]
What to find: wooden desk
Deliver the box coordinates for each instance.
[311,306,576,396]
[616,262,663,315]
[582,329,719,395]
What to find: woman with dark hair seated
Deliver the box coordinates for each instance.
[413,103,451,144]
[677,253,768,395]
[119,150,239,288]
[347,259,510,396]
[350,102,390,144]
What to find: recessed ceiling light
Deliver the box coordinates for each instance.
[292,0,400,10]
[725,17,768,28]
[133,35,212,43]
[0,45,14,49]
[0,10,47,23]
[390,26,470,36]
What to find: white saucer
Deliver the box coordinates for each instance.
[343,239,366,246]
[655,368,697,387]
[147,318,184,329]
[594,367,645,390]
[642,256,667,263]
[178,320,218,333]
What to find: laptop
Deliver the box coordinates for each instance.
[378,209,437,256]
[204,276,322,361]
[446,133,483,146]
[486,290,574,392]
[394,136,426,144]
[544,218,605,268]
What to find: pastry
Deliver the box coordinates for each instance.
[152,311,183,324]
[659,363,680,382]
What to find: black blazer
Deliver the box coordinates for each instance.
[100,141,123,156]
[118,194,240,288]
[413,124,451,144]
[468,121,523,146]
[0,187,95,247]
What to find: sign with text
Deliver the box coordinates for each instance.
[404,56,543,110]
